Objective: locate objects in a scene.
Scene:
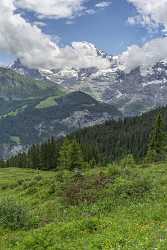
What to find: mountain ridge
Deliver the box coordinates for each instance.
[10,54,167,116]
[0,90,122,159]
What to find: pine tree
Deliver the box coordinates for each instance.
[58,139,71,170]
[58,139,84,170]
[145,113,166,163]
[70,140,84,170]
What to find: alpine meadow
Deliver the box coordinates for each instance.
[1,0,167,249]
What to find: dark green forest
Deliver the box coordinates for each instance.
[5,106,167,170]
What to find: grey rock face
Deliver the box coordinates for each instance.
[11,56,167,116]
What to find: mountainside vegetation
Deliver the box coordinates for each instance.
[0,91,121,159]
[1,67,167,250]
[0,161,167,249]
[0,67,64,100]
[0,97,167,249]
[5,106,167,170]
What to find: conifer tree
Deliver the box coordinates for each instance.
[145,113,166,163]
[70,140,84,170]
[58,139,84,170]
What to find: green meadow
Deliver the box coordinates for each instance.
[0,161,167,249]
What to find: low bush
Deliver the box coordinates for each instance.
[1,184,9,190]
[108,164,122,177]
[119,154,136,168]
[0,197,30,229]
[48,183,56,194]
[112,176,152,199]
[80,218,98,233]
[63,173,112,205]
[22,180,36,189]
[34,175,43,181]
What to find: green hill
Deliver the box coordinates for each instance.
[0,67,65,123]
[0,91,121,158]
[0,161,167,250]
[0,67,63,101]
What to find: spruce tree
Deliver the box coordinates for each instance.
[58,139,84,170]
[58,138,72,170]
[145,113,166,163]
[70,140,84,170]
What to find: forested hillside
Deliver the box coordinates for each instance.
[5,105,167,170]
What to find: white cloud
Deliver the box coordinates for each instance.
[118,0,167,73]
[119,37,167,73]
[127,15,159,31]
[61,42,111,69]
[128,0,167,30]
[85,9,96,15]
[0,0,110,70]
[15,0,86,19]
[96,1,112,8]
[33,21,46,28]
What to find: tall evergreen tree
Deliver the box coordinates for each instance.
[145,113,166,162]
[58,139,84,170]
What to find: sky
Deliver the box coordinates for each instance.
[0,0,167,72]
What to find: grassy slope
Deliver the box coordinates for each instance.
[0,92,121,146]
[1,163,167,249]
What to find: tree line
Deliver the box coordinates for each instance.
[4,106,167,170]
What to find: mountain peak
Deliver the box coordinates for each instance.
[10,59,43,80]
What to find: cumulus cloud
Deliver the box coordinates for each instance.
[15,0,86,19]
[0,0,110,70]
[60,42,111,69]
[128,0,167,29]
[0,0,60,68]
[127,15,159,31]
[15,0,110,19]
[95,1,112,8]
[118,0,167,73]
[119,36,167,74]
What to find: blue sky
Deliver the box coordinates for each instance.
[40,0,144,54]
[0,0,166,70]
[20,0,159,54]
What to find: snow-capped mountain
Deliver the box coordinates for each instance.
[10,52,167,116]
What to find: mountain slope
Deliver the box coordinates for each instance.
[11,57,167,116]
[1,163,167,249]
[7,103,167,172]
[0,67,65,117]
[0,67,64,100]
[0,91,121,158]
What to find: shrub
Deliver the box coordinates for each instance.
[26,186,38,194]
[80,218,98,233]
[56,172,64,182]
[112,176,151,199]
[22,180,36,190]
[63,180,96,205]
[0,198,30,229]
[108,164,121,177]
[33,175,43,182]
[63,174,112,205]
[119,154,136,168]
[17,179,24,186]
[48,183,56,194]
[1,184,9,190]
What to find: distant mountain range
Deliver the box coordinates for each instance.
[11,53,167,117]
[0,66,121,158]
[1,46,167,158]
